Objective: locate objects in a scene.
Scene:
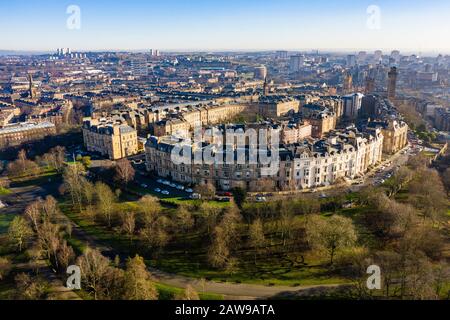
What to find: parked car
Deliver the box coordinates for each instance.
[185,188,194,193]
[255,196,267,203]
[161,190,170,195]
[154,188,161,193]
[157,179,164,184]
[141,184,148,188]
[162,180,170,186]
[176,185,185,190]
[190,193,201,200]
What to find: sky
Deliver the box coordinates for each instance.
[1,0,450,53]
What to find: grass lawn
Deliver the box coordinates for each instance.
[0,213,15,234]
[0,187,11,195]
[155,282,224,300]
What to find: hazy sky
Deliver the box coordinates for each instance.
[1,0,450,53]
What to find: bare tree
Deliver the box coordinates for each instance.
[95,182,117,227]
[63,163,86,212]
[77,248,112,300]
[248,219,266,265]
[0,257,12,281]
[306,215,357,265]
[8,216,33,252]
[122,255,158,300]
[114,158,135,186]
[121,212,136,243]
[208,225,231,269]
[176,285,200,300]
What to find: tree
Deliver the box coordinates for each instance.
[248,219,265,264]
[37,221,61,269]
[176,285,200,300]
[138,195,162,225]
[121,212,136,243]
[81,156,92,169]
[56,240,75,271]
[7,150,40,178]
[208,225,231,269]
[385,167,413,197]
[442,167,450,196]
[15,273,49,300]
[220,205,242,246]
[0,257,12,280]
[25,201,42,232]
[41,196,58,222]
[95,182,116,227]
[199,202,221,235]
[77,248,112,300]
[140,216,171,255]
[122,255,158,300]
[63,163,86,212]
[194,183,216,200]
[232,187,247,209]
[408,169,448,221]
[8,216,33,252]
[306,215,357,265]
[114,158,135,186]
[176,206,194,234]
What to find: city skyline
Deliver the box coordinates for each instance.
[1,0,450,53]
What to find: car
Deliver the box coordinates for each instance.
[162,180,171,185]
[169,183,177,188]
[319,193,328,199]
[176,185,185,190]
[255,196,267,203]
[185,188,194,193]
[190,193,201,200]
[154,188,161,193]
[157,179,164,184]
[141,184,148,188]
[161,190,170,195]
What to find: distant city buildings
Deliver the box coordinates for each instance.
[0,121,56,148]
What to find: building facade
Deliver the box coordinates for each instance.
[82,117,139,160]
[145,127,383,192]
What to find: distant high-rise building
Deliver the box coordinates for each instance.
[357,51,367,63]
[343,72,353,94]
[28,74,38,99]
[346,54,357,67]
[374,50,383,62]
[391,50,400,63]
[150,49,160,57]
[289,55,304,73]
[276,51,288,59]
[263,77,269,96]
[254,65,267,80]
[365,76,375,94]
[387,67,398,100]
[343,93,364,119]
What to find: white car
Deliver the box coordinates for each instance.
[169,183,177,188]
[255,196,267,203]
[157,179,164,184]
[161,190,170,195]
[176,185,185,190]
[141,184,148,188]
[162,180,171,186]
[154,188,161,193]
[185,188,194,193]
